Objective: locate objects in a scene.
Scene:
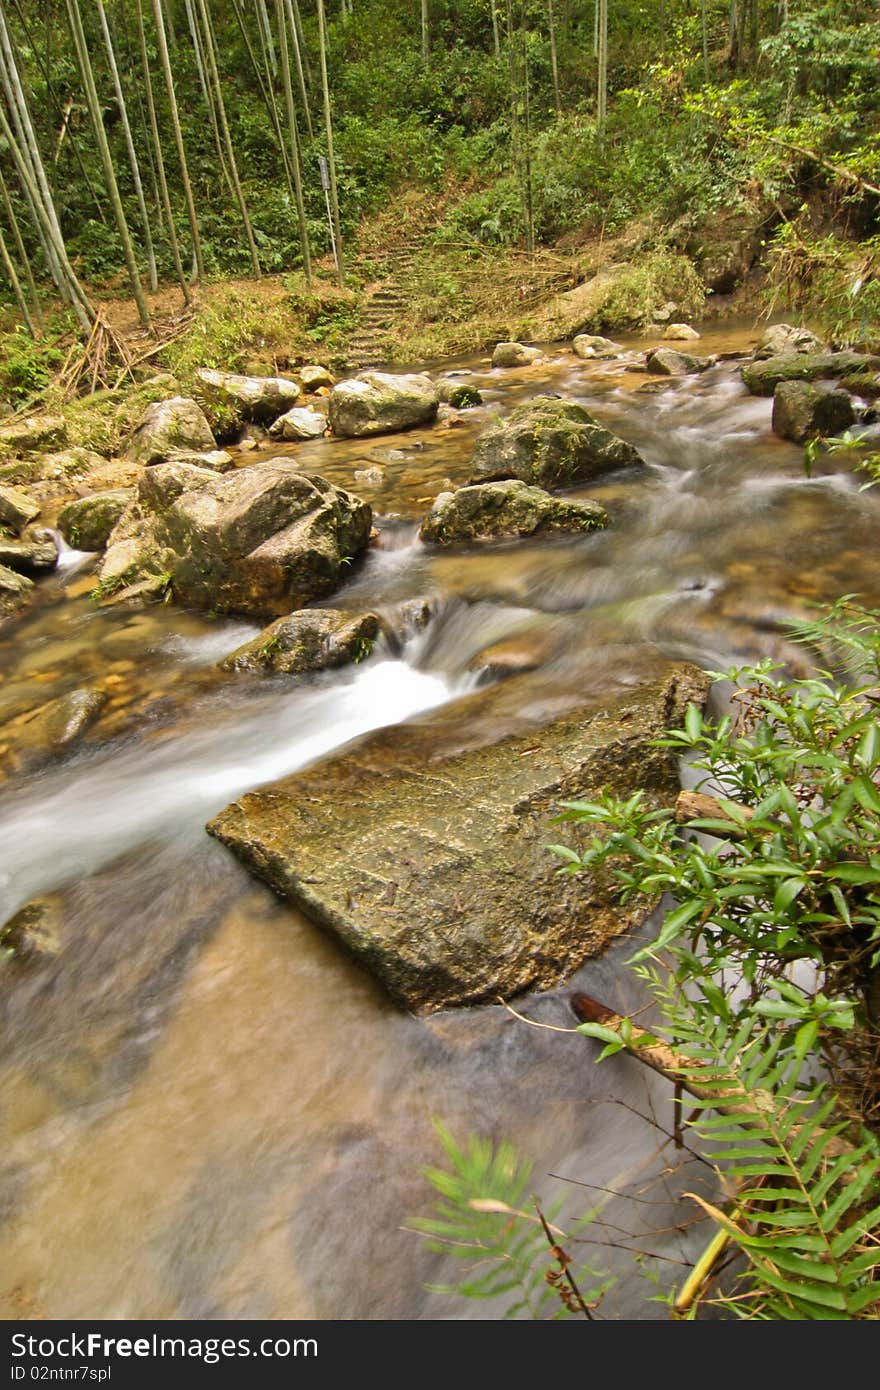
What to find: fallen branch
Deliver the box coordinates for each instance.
[764,135,880,200]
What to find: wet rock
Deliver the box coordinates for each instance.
[353,465,384,486]
[753,323,825,360]
[195,368,301,427]
[207,663,711,1013]
[0,481,40,532]
[468,397,643,490]
[492,341,543,368]
[328,372,439,439]
[0,563,33,614]
[269,406,328,441]
[164,448,235,472]
[0,413,66,453]
[572,334,621,359]
[299,364,335,392]
[742,351,880,397]
[1,894,65,959]
[58,489,134,551]
[771,382,857,444]
[437,381,482,408]
[126,397,216,466]
[419,480,608,545]
[663,323,700,341]
[0,538,57,575]
[219,609,380,674]
[467,628,561,679]
[99,459,372,619]
[0,446,104,489]
[646,347,711,376]
[10,687,107,766]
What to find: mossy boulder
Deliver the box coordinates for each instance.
[468,397,643,490]
[207,662,710,1013]
[572,334,621,359]
[419,480,608,544]
[220,609,379,674]
[195,368,301,426]
[437,381,483,408]
[126,397,216,466]
[58,489,134,551]
[1,894,65,959]
[328,372,439,438]
[742,351,880,397]
[99,459,372,619]
[771,382,857,444]
[0,413,67,454]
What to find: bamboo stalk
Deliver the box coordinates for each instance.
[135,0,190,303]
[0,222,36,335]
[317,0,344,286]
[0,165,42,329]
[284,0,313,139]
[196,0,262,276]
[150,0,205,282]
[66,0,150,328]
[274,0,312,282]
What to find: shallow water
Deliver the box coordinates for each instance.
[1,329,878,1319]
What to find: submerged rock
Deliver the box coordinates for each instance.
[9,687,107,768]
[0,481,40,532]
[492,341,543,368]
[771,381,856,444]
[195,368,301,426]
[328,372,439,439]
[646,347,711,376]
[207,663,711,1013]
[58,489,133,551]
[468,397,643,490]
[99,459,372,619]
[753,323,825,360]
[220,609,380,674]
[1,894,65,959]
[126,397,216,466]
[269,406,328,441]
[742,351,880,397]
[419,480,608,544]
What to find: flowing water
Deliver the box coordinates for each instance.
[1,326,878,1320]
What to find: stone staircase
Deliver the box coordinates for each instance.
[345,236,430,370]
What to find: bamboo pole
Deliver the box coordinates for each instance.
[548,0,561,114]
[135,0,190,302]
[0,165,42,329]
[183,0,234,198]
[196,0,262,276]
[0,222,36,335]
[65,0,150,328]
[150,0,205,282]
[273,0,312,282]
[317,0,344,287]
[284,0,313,139]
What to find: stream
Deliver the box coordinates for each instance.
[1,324,879,1319]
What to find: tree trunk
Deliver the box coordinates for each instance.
[420,0,429,65]
[0,165,43,329]
[548,0,561,114]
[97,0,158,293]
[0,222,36,335]
[150,0,205,282]
[182,0,234,198]
[597,0,608,132]
[284,0,313,138]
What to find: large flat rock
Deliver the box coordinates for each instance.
[208,661,710,1012]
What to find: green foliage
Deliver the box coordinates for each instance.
[408,1121,612,1318]
[0,325,64,405]
[765,225,880,349]
[549,597,880,1317]
[596,250,705,328]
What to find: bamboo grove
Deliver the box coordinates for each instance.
[0,1,876,336]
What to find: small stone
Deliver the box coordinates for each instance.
[437,381,483,408]
[299,364,335,392]
[771,382,857,444]
[269,407,328,441]
[754,323,825,360]
[1,894,65,959]
[663,323,700,341]
[491,341,543,368]
[0,538,57,575]
[573,334,622,359]
[220,609,380,674]
[646,348,710,376]
[419,480,608,544]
